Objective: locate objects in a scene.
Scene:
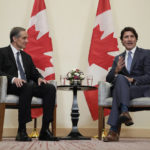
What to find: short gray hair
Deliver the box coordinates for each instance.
[10,27,26,43]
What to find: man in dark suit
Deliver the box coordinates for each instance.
[0,27,59,141]
[103,27,150,142]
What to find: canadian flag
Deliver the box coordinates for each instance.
[24,0,55,118]
[84,0,119,120]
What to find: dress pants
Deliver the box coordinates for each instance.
[7,82,56,125]
[108,74,150,127]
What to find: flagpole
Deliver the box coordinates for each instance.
[29,118,39,138]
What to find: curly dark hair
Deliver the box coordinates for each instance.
[120,27,138,41]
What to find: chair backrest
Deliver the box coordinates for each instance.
[0,76,7,103]
[98,81,150,110]
[98,81,112,106]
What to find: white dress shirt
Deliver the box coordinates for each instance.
[10,44,26,83]
[125,47,136,69]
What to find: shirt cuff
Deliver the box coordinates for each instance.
[11,77,16,84]
[115,74,118,77]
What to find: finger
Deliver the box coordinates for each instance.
[124,76,129,81]
[120,56,124,59]
[18,80,24,87]
[120,58,125,62]
[120,63,125,67]
[118,59,124,66]
[119,59,125,64]
[119,59,125,63]
[22,80,26,83]
[120,60,125,65]
[43,80,47,84]
[20,81,23,87]
[16,81,21,88]
[16,82,19,88]
[17,81,22,87]
[120,64,125,69]
[38,81,41,86]
[40,79,47,84]
[119,56,124,61]
[118,58,121,63]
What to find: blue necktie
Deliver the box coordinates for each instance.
[16,52,26,80]
[127,51,132,73]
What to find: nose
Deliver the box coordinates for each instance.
[26,38,28,43]
[127,36,132,41]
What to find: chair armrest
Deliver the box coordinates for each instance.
[0,76,8,103]
[48,80,57,89]
[98,81,112,106]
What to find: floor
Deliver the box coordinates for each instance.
[0,138,150,150]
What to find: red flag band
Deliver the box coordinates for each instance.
[84,0,119,120]
[24,0,55,118]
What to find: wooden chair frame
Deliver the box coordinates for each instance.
[0,103,56,141]
[0,76,57,141]
[98,81,150,140]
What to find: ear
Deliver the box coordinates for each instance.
[12,36,17,42]
[121,40,124,46]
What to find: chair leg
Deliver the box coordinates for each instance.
[52,105,56,136]
[0,103,5,141]
[103,115,105,129]
[98,106,104,140]
[118,123,122,136]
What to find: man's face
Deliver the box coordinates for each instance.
[121,31,137,50]
[13,31,28,49]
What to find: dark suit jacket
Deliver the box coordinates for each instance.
[0,45,42,84]
[106,47,150,85]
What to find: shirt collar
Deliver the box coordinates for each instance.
[125,46,136,55]
[10,44,21,55]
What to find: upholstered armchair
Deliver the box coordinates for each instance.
[0,76,57,141]
[98,81,150,140]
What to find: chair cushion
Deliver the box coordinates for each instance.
[101,97,150,106]
[6,95,42,104]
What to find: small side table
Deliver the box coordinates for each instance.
[57,84,97,140]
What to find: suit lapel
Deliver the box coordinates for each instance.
[8,46,27,75]
[20,51,27,74]
[130,47,140,71]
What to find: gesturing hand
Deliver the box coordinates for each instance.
[115,56,125,74]
[125,76,134,83]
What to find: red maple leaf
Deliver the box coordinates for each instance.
[24,25,53,71]
[88,25,118,70]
